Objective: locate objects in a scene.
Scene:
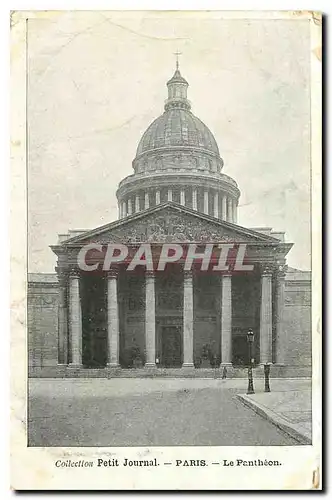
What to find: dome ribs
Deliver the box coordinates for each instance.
[136,109,220,157]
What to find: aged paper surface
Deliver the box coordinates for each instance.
[11,10,322,490]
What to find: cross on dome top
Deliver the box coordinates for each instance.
[174,50,182,70]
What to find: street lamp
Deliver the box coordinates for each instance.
[246,328,255,395]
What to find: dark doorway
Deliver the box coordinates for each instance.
[81,275,107,367]
[232,335,257,366]
[232,336,248,366]
[161,326,182,367]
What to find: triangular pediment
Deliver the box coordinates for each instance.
[60,203,281,246]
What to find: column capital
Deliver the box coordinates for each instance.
[183,269,193,280]
[275,264,288,279]
[261,263,274,276]
[145,270,155,279]
[68,267,81,278]
[106,267,119,279]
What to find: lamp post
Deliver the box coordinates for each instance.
[246,328,255,395]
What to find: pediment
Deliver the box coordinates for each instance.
[62,203,280,246]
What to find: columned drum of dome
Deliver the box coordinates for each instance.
[116,64,240,223]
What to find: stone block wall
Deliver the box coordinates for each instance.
[284,268,312,367]
[28,274,59,368]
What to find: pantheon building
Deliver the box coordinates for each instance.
[28,64,311,377]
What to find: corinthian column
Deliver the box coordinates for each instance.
[221,274,232,365]
[107,269,120,367]
[145,271,156,367]
[214,192,219,218]
[222,195,227,220]
[182,270,194,367]
[135,195,140,213]
[204,190,209,214]
[168,188,173,202]
[192,188,197,210]
[260,266,273,364]
[144,192,149,209]
[275,265,287,364]
[180,189,185,206]
[57,270,68,365]
[68,270,82,366]
[233,200,238,224]
[127,198,132,215]
[227,197,233,223]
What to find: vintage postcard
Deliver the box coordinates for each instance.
[11,10,322,490]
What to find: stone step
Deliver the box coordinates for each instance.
[29,364,311,379]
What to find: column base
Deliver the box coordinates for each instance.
[67,363,83,369]
[220,363,232,366]
[145,362,157,368]
[182,363,194,368]
[106,363,121,369]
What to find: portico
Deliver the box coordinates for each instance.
[53,204,291,372]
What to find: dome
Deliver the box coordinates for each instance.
[117,62,240,224]
[136,108,220,157]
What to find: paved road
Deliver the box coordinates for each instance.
[28,379,300,446]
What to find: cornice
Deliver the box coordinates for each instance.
[116,171,240,199]
[133,145,223,164]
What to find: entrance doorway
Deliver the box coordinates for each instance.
[232,335,257,366]
[81,275,107,368]
[161,326,182,367]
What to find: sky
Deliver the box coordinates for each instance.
[27,11,311,272]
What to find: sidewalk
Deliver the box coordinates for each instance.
[237,380,312,444]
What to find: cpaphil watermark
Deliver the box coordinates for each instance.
[77,243,254,273]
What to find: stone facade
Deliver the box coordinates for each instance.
[27,64,312,377]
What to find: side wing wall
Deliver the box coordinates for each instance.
[284,271,311,367]
[28,275,58,369]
